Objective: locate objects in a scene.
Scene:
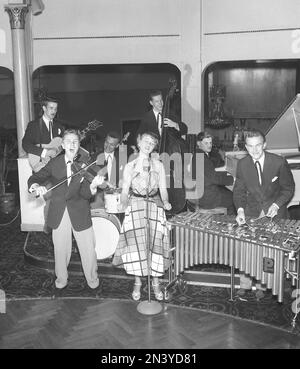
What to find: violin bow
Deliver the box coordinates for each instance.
[34,159,98,197]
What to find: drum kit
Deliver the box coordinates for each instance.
[91,188,123,260]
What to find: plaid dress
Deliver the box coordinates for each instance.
[112,158,170,276]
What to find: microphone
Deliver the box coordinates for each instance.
[143,158,150,172]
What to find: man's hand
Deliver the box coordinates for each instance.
[266,203,279,218]
[236,208,246,226]
[90,175,105,193]
[46,148,59,158]
[30,184,47,197]
[163,118,179,131]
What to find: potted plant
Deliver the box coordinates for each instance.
[0,136,17,214]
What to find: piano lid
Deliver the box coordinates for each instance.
[265,94,300,150]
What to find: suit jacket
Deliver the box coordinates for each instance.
[233,151,295,217]
[28,155,94,231]
[192,149,234,208]
[22,117,65,156]
[137,109,187,139]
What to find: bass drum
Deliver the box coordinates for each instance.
[91,208,121,260]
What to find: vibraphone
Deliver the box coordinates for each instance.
[166,211,300,303]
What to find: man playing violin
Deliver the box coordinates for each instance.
[28,129,105,293]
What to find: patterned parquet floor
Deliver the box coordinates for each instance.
[1,298,300,349]
[1,209,300,349]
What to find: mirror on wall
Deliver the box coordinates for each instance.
[203,60,300,151]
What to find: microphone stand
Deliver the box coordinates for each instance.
[137,160,162,315]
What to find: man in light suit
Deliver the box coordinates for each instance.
[22,96,65,169]
[28,129,104,292]
[233,129,295,298]
[89,131,123,209]
[137,90,187,141]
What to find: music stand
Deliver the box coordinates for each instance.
[137,168,162,315]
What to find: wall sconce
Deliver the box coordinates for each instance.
[29,0,45,16]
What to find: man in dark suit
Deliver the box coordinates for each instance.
[22,96,65,172]
[28,129,104,291]
[137,90,187,142]
[188,131,235,214]
[233,129,295,298]
[89,131,124,209]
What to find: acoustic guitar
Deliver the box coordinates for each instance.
[28,119,102,172]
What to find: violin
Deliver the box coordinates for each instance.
[71,155,95,183]
[71,154,112,187]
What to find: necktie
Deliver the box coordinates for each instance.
[106,154,112,181]
[157,113,162,134]
[49,120,53,140]
[255,161,263,186]
[67,160,72,185]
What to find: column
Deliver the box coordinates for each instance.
[5,4,30,158]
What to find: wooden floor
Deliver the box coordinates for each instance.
[0,298,300,349]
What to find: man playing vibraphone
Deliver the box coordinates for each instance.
[233,129,295,299]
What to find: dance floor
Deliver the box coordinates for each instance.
[0,208,300,339]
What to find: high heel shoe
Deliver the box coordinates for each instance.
[152,281,163,301]
[132,282,142,301]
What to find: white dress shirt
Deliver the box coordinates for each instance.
[41,116,53,158]
[105,152,114,182]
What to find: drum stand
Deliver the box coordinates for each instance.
[137,174,162,315]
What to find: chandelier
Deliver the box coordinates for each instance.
[205,85,233,129]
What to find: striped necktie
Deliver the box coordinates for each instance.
[67,160,72,185]
[255,161,263,186]
[49,120,53,140]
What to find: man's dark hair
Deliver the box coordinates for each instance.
[41,96,59,107]
[106,131,121,141]
[196,131,213,142]
[244,129,266,143]
[149,90,163,101]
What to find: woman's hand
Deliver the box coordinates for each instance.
[117,201,128,212]
[163,201,172,211]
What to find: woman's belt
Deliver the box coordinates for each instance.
[132,192,158,198]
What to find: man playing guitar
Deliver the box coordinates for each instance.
[22,96,65,172]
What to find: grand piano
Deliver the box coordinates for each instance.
[224,93,300,208]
